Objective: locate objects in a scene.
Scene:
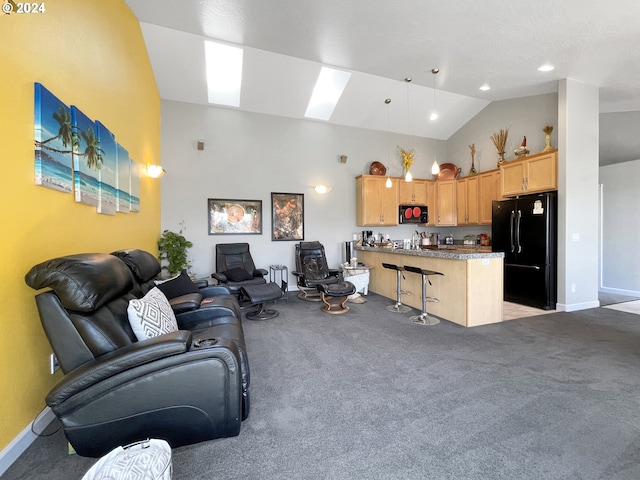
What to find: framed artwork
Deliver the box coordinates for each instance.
[34,83,73,193]
[96,121,117,215]
[71,105,100,206]
[208,199,262,235]
[271,192,304,241]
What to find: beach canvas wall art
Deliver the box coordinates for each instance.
[96,121,117,215]
[34,83,73,193]
[130,160,141,212]
[116,143,131,213]
[71,106,100,207]
[33,83,141,214]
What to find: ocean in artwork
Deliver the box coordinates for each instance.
[34,83,73,193]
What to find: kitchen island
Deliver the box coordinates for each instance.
[355,246,504,327]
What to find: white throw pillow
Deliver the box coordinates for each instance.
[127,287,178,340]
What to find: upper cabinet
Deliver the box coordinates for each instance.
[477,169,501,224]
[356,175,399,226]
[399,179,428,205]
[435,180,457,226]
[425,180,437,226]
[500,151,557,197]
[456,176,479,225]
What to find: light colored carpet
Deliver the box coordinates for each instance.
[604,300,640,315]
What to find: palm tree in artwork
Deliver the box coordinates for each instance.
[80,127,104,170]
[36,105,76,152]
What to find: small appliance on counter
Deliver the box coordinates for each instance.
[398,205,428,224]
[463,235,477,246]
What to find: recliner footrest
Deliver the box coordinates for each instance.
[241,282,283,320]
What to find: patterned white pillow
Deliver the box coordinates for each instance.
[127,287,178,340]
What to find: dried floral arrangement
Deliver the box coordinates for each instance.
[468,143,477,175]
[490,128,509,154]
[398,146,414,171]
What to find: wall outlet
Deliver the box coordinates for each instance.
[49,353,60,374]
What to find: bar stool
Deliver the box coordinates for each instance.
[382,263,412,313]
[404,265,444,325]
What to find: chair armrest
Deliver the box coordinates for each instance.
[193,279,209,289]
[212,272,227,282]
[176,302,239,328]
[254,268,268,278]
[199,285,231,296]
[292,271,304,278]
[46,331,192,406]
[328,269,341,276]
[169,293,203,314]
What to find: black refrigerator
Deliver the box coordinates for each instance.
[491,192,557,310]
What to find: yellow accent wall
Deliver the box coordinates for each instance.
[0,1,161,451]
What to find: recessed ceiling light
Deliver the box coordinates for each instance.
[305,67,351,121]
[479,84,491,91]
[537,64,555,72]
[205,41,243,107]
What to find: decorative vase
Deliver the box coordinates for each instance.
[542,133,554,152]
[469,154,477,175]
[497,151,505,168]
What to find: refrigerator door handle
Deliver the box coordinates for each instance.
[509,210,515,253]
[515,210,522,253]
[505,263,541,270]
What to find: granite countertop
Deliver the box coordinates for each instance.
[355,245,504,260]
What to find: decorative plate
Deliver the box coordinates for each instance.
[436,163,461,180]
[369,161,387,176]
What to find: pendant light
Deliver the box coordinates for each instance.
[404,77,412,182]
[429,68,439,121]
[385,98,392,188]
[430,68,440,176]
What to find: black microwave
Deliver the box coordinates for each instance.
[399,205,428,224]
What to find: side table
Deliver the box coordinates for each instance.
[340,265,373,295]
[269,265,289,302]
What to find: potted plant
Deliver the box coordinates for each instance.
[157,223,193,277]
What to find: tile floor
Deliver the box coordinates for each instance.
[503,302,556,321]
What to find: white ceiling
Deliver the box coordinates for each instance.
[125,0,640,140]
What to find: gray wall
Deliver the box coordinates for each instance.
[447,93,559,174]
[599,159,640,296]
[159,100,449,281]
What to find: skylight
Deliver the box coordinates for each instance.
[304,67,351,121]
[205,41,243,107]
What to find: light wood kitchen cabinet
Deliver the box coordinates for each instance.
[478,169,501,224]
[456,176,479,225]
[399,179,428,205]
[356,175,399,226]
[426,180,437,226]
[435,180,457,226]
[500,150,557,197]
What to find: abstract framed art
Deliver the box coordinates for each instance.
[271,192,304,241]
[208,199,263,235]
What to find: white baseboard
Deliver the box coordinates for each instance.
[0,407,55,477]
[599,286,640,297]
[556,300,601,312]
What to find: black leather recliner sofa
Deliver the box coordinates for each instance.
[25,251,250,457]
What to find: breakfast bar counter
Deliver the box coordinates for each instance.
[355,246,505,327]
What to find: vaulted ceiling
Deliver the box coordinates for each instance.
[125,0,640,161]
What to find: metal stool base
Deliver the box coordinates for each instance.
[410,314,440,325]
[387,303,412,313]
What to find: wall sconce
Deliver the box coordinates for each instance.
[147,165,166,178]
[197,139,205,150]
[314,184,332,194]
[340,155,347,163]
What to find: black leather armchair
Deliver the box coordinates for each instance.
[25,253,248,457]
[292,241,341,301]
[212,243,267,296]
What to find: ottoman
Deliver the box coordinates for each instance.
[241,282,284,320]
[316,281,356,314]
